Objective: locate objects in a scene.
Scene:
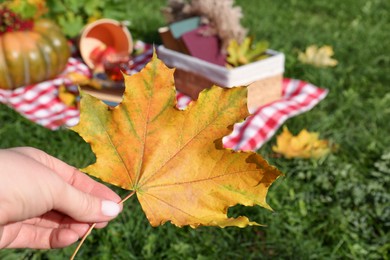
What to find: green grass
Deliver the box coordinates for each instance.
[1,0,389,259]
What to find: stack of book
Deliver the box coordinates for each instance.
[158,16,226,66]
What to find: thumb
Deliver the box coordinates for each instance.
[53,182,122,223]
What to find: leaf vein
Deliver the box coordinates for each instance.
[138,108,223,187]
[143,193,203,221]
[145,169,259,189]
[96,109,134,186]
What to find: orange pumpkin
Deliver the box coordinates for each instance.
[0,19,70,89]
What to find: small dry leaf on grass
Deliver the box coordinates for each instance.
[272,126,332,159]
[298,45,338,67]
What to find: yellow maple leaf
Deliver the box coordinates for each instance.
[71,53,281,228]
[58,85,77,107]
[65,72,102,89]
[272,126,331,159]
[298,45,338,67]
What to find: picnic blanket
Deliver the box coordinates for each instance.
[0,47,328,151]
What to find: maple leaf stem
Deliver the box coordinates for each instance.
[69,223,96,260]
[70,191,136,260]
[120,190,136,204]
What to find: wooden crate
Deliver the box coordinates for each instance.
[157,46,285,112]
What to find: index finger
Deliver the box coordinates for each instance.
[9,147,122,203]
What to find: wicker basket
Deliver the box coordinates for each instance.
[157,46,285,112]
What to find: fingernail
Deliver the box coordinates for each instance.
[101,200,121,217]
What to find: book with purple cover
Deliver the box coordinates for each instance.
[181,26,226,66]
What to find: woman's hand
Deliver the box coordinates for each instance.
[0,147,122,249]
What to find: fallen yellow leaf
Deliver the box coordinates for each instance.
[65,72,102,89]
[272,126,331,159]
[58,85,77,107]
[298,45,338,67]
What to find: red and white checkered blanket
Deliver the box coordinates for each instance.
[0,48,328,151]
[0,58,90,129]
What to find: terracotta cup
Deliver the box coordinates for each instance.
[79,18,133,69]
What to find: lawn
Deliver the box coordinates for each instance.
[1,0,389,259]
